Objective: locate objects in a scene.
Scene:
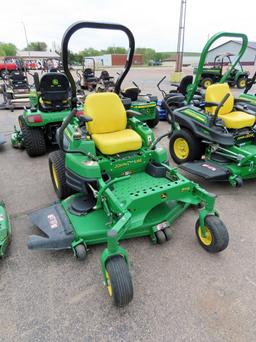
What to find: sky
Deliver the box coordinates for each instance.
[0,0,255,53]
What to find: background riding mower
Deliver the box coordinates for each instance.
[0,67,31,110]
[27,21,229,307]
[168,32,256,186]
[120,80,159,128]
[156,75,203,123]
[0,201,11,258]
[193,52,249,89]
[76,57,98,92]
[11,72,82,157]
[96,70,116,92]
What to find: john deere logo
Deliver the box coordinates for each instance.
[52,79,59,86]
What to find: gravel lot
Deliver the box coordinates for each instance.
[0,66,256,342]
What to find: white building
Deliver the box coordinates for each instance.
[206,41,256,65]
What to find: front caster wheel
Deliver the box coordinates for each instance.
[155,230,166,244]
[163,227,173,241]
[74,243,87,260]
[105,256,133,307]
[195,215,229,253]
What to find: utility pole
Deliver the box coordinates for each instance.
[171,0,187,82]
[21,21,30,57]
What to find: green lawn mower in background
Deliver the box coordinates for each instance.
[0,201,11,258]
[120,81,159,128]
[168,32,256,187]
[11,72,82,157]
[28,21,229,307]
[193,52,249,89]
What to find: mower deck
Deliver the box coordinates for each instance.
[28,171,195,250]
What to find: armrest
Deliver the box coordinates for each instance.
[127,117,154,147]
[203,101,219,107]
[170,83,179,88]
[126,109,142,118]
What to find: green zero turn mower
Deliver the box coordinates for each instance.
[193,52,249,89]
[120,81,159,128]
[11,72,81,157]
[0,202,11,257]
[28,22,229,307]
[168,32,256,187]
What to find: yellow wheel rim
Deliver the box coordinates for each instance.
[52,164,59,190]
[198,226,212,246]
[239,79,246,88]
[204,80,212,88]
[173,138,189,160]
[106,271,112,297]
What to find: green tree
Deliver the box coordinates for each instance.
[0,43,17,56]
[78,48,102,58]
[24,42,47,51]
[135,48,156,63]
[104,46,127,54]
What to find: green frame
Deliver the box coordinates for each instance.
[187,32,248,102]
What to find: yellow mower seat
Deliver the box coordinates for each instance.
[205,83,255,129]
[84,92,142,155]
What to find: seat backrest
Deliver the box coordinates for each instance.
[39,72,70,101]
[100,70,110,80]
[85,92,127,134]
[178,75,193,96]
[122,87,140,101]
[83,68,95,79]
[205,83,234,115]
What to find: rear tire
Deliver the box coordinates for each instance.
[105,256,133,307]
[19,116,46,157]
[169,128,204,164]
[49,150,75,199]
[237,77,247,89]
[146,109,159,128]
[167,105,177,124]
[201,77,213,89]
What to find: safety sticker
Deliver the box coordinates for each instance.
[202,163,216,171]
[48,214,58,229]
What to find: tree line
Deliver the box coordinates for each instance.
[0,41,199,64]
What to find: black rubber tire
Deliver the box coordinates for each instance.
[146,109,159,128]
[235,177,243,188]
[201,77,213,89]
[156,230,166,244]
[167,105,177,124]
[105,256,133,307]
[236,77,247,89]
[195,215,229,253]
[19,116,46,157]
[169,128,204,164]
[49,150,75,199]
[163,227,173,241]
[74,244,87,261]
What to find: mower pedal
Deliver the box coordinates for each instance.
[180,160,230,181]
[28,203,74,250]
